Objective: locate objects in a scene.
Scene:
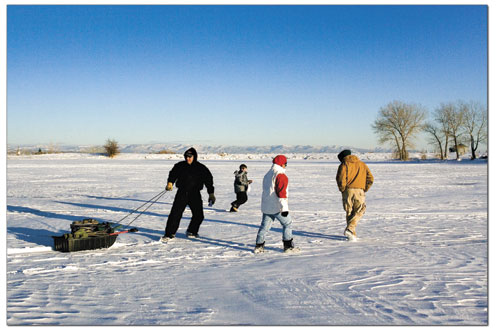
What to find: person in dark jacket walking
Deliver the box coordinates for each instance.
[230,164,253,212]
[336,149,374,241]
[161,147,216,242]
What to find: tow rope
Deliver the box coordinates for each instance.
[111,190,167,232]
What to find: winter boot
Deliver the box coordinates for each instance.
[230,206,238,212]
[160,234,175,243]
[283,239,300,253]
[254,242,265,254]
[344,228,357,241]
[186,231,199,239]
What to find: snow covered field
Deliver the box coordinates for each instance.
[6,153,488,325]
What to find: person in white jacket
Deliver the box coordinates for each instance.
[254,155,299,253]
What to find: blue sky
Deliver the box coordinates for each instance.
[7,5,487,149]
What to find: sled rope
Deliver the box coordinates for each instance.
[113,190,167,230]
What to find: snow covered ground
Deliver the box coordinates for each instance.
[6,153,488,325]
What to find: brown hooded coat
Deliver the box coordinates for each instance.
[336,155,374,193]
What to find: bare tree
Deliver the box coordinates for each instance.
[423,103,460,160]
[461,101,487,160]
[423,122,446,160]
[447,103,466,160]
[432,103,456,159]
[372,101,426,161]
[104,139,120,158]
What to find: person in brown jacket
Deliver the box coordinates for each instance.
[335,150,374,240]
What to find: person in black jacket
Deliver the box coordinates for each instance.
[161,147,215,242]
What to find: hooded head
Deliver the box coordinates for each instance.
[272,155,287,167]
[239,164,247,171]
[184,147,198,163]
[337,149,351,162]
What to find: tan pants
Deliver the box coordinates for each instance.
[342,188,366,236]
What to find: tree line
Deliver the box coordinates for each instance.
[372,100,487,161]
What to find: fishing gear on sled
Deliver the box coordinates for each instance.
[53,190,167,252]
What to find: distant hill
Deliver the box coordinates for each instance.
[8,143,390,154]
[119,143,392,154]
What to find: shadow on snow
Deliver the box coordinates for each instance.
[8,202,346,250]
[7,226,64,247]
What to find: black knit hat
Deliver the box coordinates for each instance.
[337,149,351,162]
[239,164,247,170]
[184,147,197,161]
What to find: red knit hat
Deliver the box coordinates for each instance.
[273,155,287,166]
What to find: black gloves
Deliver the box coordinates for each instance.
[208,193,216,206]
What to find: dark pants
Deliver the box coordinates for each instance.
[165,190,204,237]
[231,192,248,209]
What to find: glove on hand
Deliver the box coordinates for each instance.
[208,193,216,206]
[165,182,173,191]
[281,211,289,217]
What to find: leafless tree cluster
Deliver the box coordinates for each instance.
[423,101,487,160]
[372,100,487,161]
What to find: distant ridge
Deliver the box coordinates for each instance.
[8,143,390,154]
[121,144,391,154]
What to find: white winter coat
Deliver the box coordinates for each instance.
[261,164,289,214]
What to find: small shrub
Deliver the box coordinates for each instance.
[104,139,120,158]
[47,143,60,154]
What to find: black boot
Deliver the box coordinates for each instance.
[283,239,300,253]
[160,234,175,243]
[254,242,265,253]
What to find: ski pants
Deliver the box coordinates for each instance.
[231,192,248,209]
[342,188,366,236]
[165,190,204,237]
[256,212,293,244]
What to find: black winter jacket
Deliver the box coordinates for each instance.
[167,150,214,194]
